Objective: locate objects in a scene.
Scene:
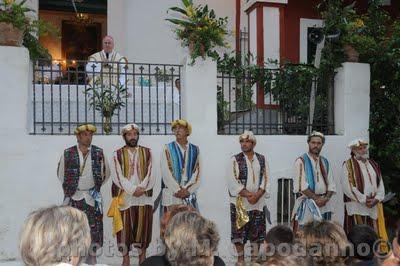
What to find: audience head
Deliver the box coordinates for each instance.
[297,220,350,266]
[382,226,400,266]
[19,206,91,266]
[164,211,219,266]
[266,225,294,247]
[160,205,196,239]
[347,225,378,261]
[262,254,306,266]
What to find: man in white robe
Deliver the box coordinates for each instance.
[291,131,336,230]
[86,35,127,87]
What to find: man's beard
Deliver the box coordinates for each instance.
[309,147,321,155]
[241,147,253,153]
[354,152,369,160]
[125,138,138,147]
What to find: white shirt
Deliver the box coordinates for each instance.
[341,158,385,220]
[226,153,270,211]
[110,147,155,210]
[57,146,110,207]
[161,142,201,206]
[292,153,336,224]
[86,50,126,85]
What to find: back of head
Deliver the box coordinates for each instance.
[262,255,306,266]
[297,220,349,266]
[19,206,91,266]
[266,225,294,246]
[347,225,378,261]
[164,211,219,266]
[160,205,196,239]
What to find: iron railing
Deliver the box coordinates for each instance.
[217,67,334,135]
[31,59,182,135]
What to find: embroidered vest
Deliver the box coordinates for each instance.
[63,145,104,197]
[234,152,266,189]
[111,146,153,197]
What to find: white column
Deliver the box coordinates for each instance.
[0,47,30,135]
[182,58,218,137]
[334,63,370,139]
[108,0,126,56]
[249,9,257,65]
[263,6,280,64]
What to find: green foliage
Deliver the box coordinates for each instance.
[166,0,228,65]
[0,0,59,60]
[272,64,319,126]
[154,68,172,82]
[217,85,229,130]
[84,82,128,119]
[217,53,325,134]
[0,0,31,30]
[319,0,400,222]
[359,1,400,222]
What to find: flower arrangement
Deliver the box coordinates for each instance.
[341,11,376,61]
[85,81,128,134]
[0,0,58,60]
[166,0,228,65]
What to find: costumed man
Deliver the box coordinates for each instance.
[227,130,269,265]
[160,119,200,212]
[108,124,155,265]
[57,124,110,265]
[86,35,127,87]
[341,139,388,251]
[292,131,336,231]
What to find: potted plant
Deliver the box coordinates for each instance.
[341,12,376,62]
[0,0,58,60]
[85,81,128,134]
[166,0,229,65]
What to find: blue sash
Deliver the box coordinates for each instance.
[167,141,199,185]
[302,153,329,192]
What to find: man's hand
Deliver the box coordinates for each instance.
[366,198,379,208]
[247,189,265,205]
[247,193,258,205]
[133,187,145,197]
[314,196,328,207]
[239,189,251,198]
[174,188,190,199]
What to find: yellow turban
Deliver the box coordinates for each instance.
[74,124,97,135]
[171,119,192,135]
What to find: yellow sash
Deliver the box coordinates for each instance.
[107,148,130,236]
[377,203,389,253]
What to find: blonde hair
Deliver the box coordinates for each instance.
[19,206,91,266]
[164,211,219,266]
[297,220,350,266]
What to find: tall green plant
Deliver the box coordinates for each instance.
[84,82,128,134]
[359,1,400,224]
[166,0,228,65]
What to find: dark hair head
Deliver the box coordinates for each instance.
[266,225,294,246]
[347,225,378,261]
[307,135,325,144]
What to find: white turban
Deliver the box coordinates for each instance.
[239,130,256,144]
[121,123,139,136]
[348,139,368,149]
